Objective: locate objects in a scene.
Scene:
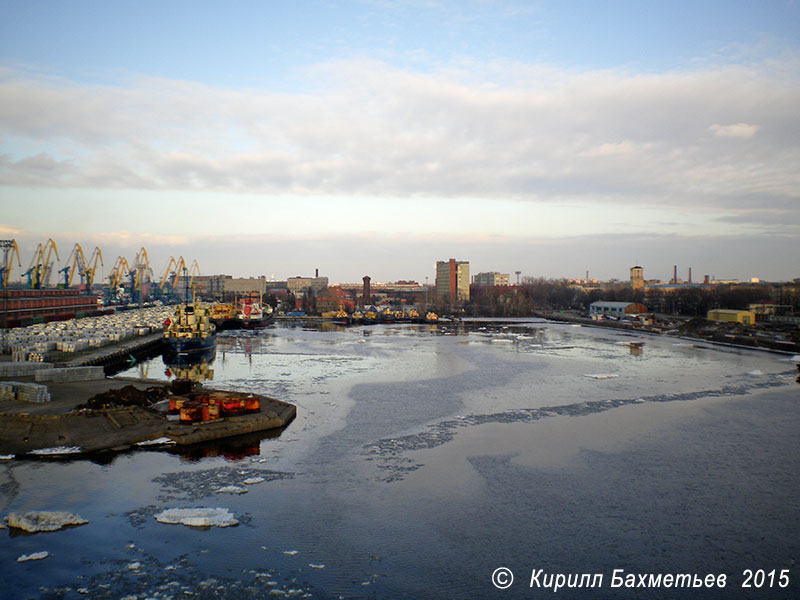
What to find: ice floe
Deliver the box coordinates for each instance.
[243,476,265,484]
[215,485,248,494]
[584,373,619,379]
[308,563,325,569]
[17,551,50,562]
[283,550,299,556]
[154,507,239,528]
[135,437,176,446]
[7,511,88,532]
[29,446,83,455]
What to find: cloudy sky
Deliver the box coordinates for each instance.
[1,1,798,284]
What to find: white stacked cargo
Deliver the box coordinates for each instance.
[0,382,15,401]
[31,341,57,352]
[59,341,89,353]
[0,381,52,403]
[11,346,32,362]
[3,306,173,356]
[0,362,54,377]
[34,366,104,383]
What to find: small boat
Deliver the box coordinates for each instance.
[163,303,217,358]
[233,296,273,329]
[209,302,237,330]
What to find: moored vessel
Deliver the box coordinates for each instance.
[163,303,217,358]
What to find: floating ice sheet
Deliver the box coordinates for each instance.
[17,551,50,562]
[215,486,248,494]
[29,446,83,455]
[135,437,176,446]
[154,508,239,528]
[7,511,88,532]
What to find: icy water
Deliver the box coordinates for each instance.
[2,319,799,599]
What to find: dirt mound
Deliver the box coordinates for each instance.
[76,385,170,410]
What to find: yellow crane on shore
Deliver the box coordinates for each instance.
[58,244,105,289]
[108,256,131,290]
[24,239,59,288]
[1,239,21,289]
[83,246,104,288]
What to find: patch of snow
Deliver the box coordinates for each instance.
[7,511,88,532]
[29,446,83,455]
[0,454,14,460]
[127,562,141,570]
[215,486,248,495]
[747,370,764,376]
[243,477,265,485]
[154,507,239,528]
[584,374,619,380]
[17,551,50,562]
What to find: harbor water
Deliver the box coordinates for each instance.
[2,319,799,599]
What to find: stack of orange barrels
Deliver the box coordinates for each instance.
[168,392,261,423]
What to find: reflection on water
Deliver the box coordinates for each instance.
[4,319,800,600]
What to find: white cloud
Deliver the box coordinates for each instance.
[0,58,798,215]
[709,122,760,139]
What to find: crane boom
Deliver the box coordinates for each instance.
[84,246,103,288]
[0,239,21,289]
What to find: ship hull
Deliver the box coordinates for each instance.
[163,333,217,358]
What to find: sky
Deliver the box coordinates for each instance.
[1,0,798,285]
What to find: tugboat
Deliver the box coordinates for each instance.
[163,303,217,359]
[209,302,237,330]
[232,294,274,329]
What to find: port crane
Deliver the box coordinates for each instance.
[83,246,104,289]
[128,247,152,303]
[0,239,21,289]
[107,256,131,302]
[23,239,59,288]
[59,243,86,287]
[157,256,190,302]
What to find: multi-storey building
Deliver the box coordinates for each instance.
[474,272,510,287]
[435,259,469,302]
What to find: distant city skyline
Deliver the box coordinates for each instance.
[1,2,798,283]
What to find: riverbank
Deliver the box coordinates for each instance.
[534,309,800,355]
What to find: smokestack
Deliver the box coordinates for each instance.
[362,275,371,306]
[673,265,678,284]
[315,268,319,278]
[688,267,692,284]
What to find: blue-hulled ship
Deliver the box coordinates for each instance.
[163,303,217,358]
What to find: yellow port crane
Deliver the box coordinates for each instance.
[131,247,151,290]
[60,243,86,287]
[24,239,59,288]
[83,246,104,288]
[159,256,186,290]
[108,256,131,290]
[1,239,21,289]
[187,259,201,288]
